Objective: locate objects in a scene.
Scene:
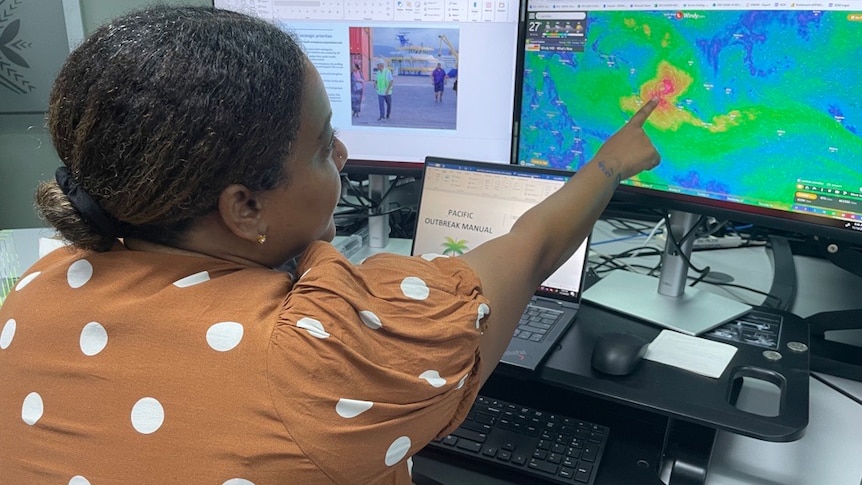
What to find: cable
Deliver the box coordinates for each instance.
[640,217,666,248]
[388,204,418,239]
[591,233,650,246]
[593,218,665,247]
[663,211,712,278]
[700,218,730,238]
[340,176,373,209]
[590,250,646,275]
[589,245,663,275]
[666,211,704,245]
[339,204,417,220]
[377,175,409,202]
[603,217,657,235]
[690,277,773,300]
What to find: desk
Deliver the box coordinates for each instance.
[410,219,861,485]
[587,221,862,485]
[5,226,862,484]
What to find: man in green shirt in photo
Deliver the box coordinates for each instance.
[375,61,393,121]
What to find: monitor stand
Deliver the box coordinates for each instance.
[585,210,751,335]
[367,174,390,248]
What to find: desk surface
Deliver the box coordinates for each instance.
[589,222,862,485]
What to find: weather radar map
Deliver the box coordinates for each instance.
[517,8,862,220]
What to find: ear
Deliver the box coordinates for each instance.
[217,184,265,243]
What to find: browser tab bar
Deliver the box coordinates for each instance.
[527,0,862,10]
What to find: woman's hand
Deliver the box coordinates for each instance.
[593,97,661,181]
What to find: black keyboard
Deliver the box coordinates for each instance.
[514,304,564,343]
[427,395,609,484]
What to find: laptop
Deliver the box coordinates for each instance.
[412,157,591,371]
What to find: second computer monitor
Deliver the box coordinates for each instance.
[214,0,523,171]
[515,1,862,245]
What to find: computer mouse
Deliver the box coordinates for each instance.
[590,332,650,376]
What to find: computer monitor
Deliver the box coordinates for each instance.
[514,1,862,332]
[213,0,523,176]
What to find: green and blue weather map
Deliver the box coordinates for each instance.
[518,10,862,215]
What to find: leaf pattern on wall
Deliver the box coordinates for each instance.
[0,0,35,95]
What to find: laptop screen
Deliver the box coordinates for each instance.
[412,157,590,302]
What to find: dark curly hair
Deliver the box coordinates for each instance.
[35,6,307,251]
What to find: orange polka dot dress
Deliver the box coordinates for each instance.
[0,241,490,484]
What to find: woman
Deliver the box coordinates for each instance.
[351,63,365,117]
[0,6,659,484]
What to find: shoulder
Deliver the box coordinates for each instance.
[10,244,293,310]
[292,243,484,308]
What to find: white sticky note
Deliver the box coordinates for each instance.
[644,330,738,378]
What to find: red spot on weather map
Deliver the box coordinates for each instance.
[621,60,744,133]
[675,11,684,20]
[641,63,687,112]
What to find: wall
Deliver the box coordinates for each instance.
[0,0,207,230]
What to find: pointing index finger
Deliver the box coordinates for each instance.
[629,97,660,127]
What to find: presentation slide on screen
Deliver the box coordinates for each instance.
[217,0,521,164]
[292,21,517,163]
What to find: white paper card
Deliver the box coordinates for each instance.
[644,330,738,378]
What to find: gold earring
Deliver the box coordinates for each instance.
[256,234,267,245]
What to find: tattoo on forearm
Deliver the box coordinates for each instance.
[597,161,613,178]
[597,161,622,185]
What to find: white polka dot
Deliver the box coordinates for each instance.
[222,479,255,485]
[22,392,44,425]
[173,271,210,288]
[419,370,447,388]
[384,436,412,466]
[206,322,244,352]
[335,398,374,418]
[1,318,16,349]
[79,322,108,356]
[476,303,490,329]
[131,397,164,434]
[407,456,414,477]
[69,476,91,485]
[400,277,429,300]
[456,373,468,390]
[67,259,93,288]
[297,317,329,339]
[358,310,382,330]
[420,253,448,261]
[15,271,40,291]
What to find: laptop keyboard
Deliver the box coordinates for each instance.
[514,304,564,343]
[426,395,609,484]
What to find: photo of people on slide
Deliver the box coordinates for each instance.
[348,26,459,129]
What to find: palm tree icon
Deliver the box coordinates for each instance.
[441,237,469,256]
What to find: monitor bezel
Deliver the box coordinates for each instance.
[612,184,862,246]
[343,158,425,178]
